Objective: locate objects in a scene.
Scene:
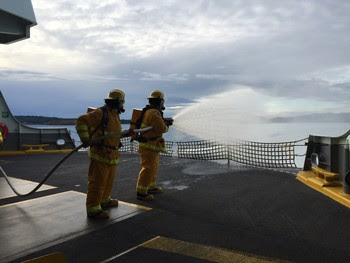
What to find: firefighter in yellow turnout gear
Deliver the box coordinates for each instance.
[136,90,173,201]
[76,89,132,219]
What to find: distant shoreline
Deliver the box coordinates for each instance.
[14,112,350,125]
[15,115,130,125]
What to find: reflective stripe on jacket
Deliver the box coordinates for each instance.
[138,107,168,153]
[76,107,121,165]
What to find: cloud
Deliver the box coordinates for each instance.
[140,72,189,82]
[1,0,350,117]
[0,68,126,82]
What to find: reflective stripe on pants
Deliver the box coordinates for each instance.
[86,159,116,214]
[137,147,159,194]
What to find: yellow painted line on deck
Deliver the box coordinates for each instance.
[73,191,152,211]
[0,149,74,156]
[101,236,160,263]
[103,236,289,263]
[0,151,26,156]
[22,252,66,263]
[1,190,151,211]
[118,201,152,211]
[0,191,67,208]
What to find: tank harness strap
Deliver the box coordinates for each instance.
[100,106,109,145]
[89,106,109,139]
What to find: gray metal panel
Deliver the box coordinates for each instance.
[0,9,28,34]
[0,0,36,44]
[0,0,36,24]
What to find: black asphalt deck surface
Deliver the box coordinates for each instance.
[1,152,350,262]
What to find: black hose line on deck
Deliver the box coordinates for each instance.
[0,127,152,197]
[0,144,83,197]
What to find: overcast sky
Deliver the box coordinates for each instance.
[1,0,350,119]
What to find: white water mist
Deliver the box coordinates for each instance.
[172,88,272,142]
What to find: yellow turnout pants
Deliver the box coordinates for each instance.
[86,159,116,215]
[137,147,159,194]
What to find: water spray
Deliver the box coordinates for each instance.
[171,88,268,143]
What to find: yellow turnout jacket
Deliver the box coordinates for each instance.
[139,107,168,152]
[76,106,122,165]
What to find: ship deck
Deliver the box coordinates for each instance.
[0,152,350,262]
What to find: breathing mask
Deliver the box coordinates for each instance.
[149,98,165,111]
[105,99,125,114]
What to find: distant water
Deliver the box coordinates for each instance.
[30,123,350,168]
[30,122,350,143]
[30,124,197,143]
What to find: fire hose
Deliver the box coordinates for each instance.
[0,127,152,197]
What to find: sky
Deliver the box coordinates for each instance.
[1,0,350,119]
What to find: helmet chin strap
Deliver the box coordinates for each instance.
[112,105,125,114]
[119,101,125,113]
[159,100,165,111]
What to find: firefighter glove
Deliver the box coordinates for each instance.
[122,128,135,137]
[164,118,174,126]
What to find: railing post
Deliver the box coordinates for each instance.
[227,144,230,167]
